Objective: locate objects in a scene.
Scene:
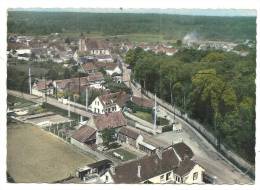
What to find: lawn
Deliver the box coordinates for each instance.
[133,111,169,126]
[7,122,96,183]
[108,148,137,161]
[8,95,35,109]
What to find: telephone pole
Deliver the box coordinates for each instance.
[85,87,88,111]
[28,66,32,94]
[153,94,157,134]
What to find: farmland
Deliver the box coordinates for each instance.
[7,122,96,183]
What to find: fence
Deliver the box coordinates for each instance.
[132,80,255,178]
[44,120,78,142]
[58,98,87,110]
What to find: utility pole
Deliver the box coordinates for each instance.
[68,96,71,118]
[44,74,47,103]
[85,87,88,111]
[153,94,157,134]
[28,65,32,94]
[67,82,71,118]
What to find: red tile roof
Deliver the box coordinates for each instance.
[71,126,96,143]
[173,158,196,177]
[99,91,130,108]
[87,72,104,83]
[173,142,194,161]
[93,111,127,131]
[82,63,97,72]
[34,80,53,90]
[110,146,179,183]
[118,126,139,140]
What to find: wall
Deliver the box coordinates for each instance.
[124,111,162,134]
[132,81,255,178]
[70,138,107,160]
[183,164,205,184]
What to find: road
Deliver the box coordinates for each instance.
[120,56,253,184]
[155,106,253,184]
[8,90,93,118]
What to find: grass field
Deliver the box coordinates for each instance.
[61,32,176,43]
[7,122,96,183]
[133,111,169,125]
[8,95,35,109]
[108,148,137,161]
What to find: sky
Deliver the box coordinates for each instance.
[8,8,257,17]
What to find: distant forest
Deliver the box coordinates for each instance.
[7,11,256,41]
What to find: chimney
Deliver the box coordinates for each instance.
[156,147,163,160]
[111,166,116,175]
[137,165,141,178]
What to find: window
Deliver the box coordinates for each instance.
[166,172,171,181]
[160,175,164,182]
[105,175,108,182]
[193,172,198,181]
[176,176,180,182]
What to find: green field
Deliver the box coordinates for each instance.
[108,148,137,161]
[133,111,169,125]
[7,95,35,109]
[7,122,96,182]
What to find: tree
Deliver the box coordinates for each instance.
[176,39,182,47]
[101,128,116,146]
[63,68,71,79]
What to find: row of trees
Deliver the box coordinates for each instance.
[8,11,256,41]
[126,47,255,163]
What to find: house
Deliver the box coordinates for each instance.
[89,91,130,114]
[105,63,122,76]
[96,54,114,63]
[32,80,54,96]
[118,126,140,147]
[80,63,97,74]
[100,145,205,184]
[117,126,169,155]
[172,142,194,161]
[87,72,105,89]
[71,125,97,146]
[76,159,113,181]
[53,77,89,93]
[79,37,110,55]
[87,111,127,144]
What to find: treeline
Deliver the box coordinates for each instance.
[8,11,256,41]
[126,47,255,163]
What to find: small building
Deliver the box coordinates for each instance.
[172,121,182,132]
[88,111,127,145]
[96,54,114,63]
[79,37,110,56]
[172,142,194,161]
[117,126,169,155]
[100,145,205,184]
[89,91,130,114]
[76,159,113,181]
[80,63,97,74]
[118,126,140,147]
[32,80,54,96]
[71,125,97,146]
[105,63,122,76]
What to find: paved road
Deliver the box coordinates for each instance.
[8,90,93,118]
[120,59,254,184]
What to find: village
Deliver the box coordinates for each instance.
[7,32,254,184]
